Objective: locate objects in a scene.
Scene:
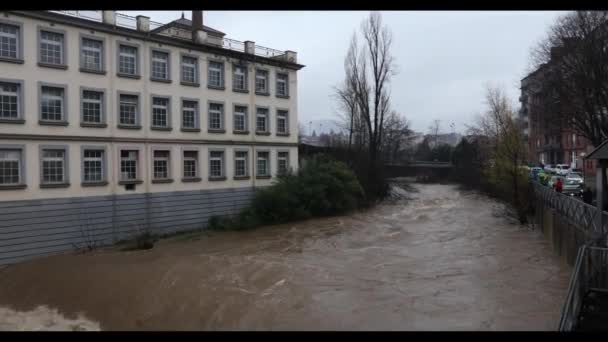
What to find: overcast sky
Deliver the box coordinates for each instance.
[127,11,564,134]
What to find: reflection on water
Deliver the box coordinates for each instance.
[0,182,570,330]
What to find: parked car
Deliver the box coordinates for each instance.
[565,172,584,185]
[529,167,543,181]
[544,164,555,174]
[563,177,584,196]
[555,164,571,176]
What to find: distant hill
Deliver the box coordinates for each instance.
[301,119,343,136]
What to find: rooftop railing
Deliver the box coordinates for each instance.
[47,10,287,59]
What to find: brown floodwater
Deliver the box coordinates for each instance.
[0,182,571,330]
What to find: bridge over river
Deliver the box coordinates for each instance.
[0,181,570,330]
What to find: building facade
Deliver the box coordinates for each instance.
[0,10,304,264]
[519,56,594,175]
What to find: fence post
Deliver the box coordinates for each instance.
[596,161,605,239]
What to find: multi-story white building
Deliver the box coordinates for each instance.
[0,10,304,264]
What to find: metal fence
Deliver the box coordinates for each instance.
[47,11,287,59]
[532,181,607,238]
[559,245,608,331]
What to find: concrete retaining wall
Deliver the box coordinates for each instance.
[534,197,590,267]
[0,187,255,265]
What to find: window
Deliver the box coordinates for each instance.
[120,150,138,181]
[39,30,64,66]
[256,107,269,133]
[181,55,198,84]
[276,73,288,97]
[81,90,103,125]
[573,134,577,147]
[234,151,248,178]
[277,110,288,134]
[183,151,198,179]
[233,65,248,91]
[118,94,139,127]
[277,151,289,175]
[209,151,224,179]
[0,81,21,121]
[153,150,170,180]
[83,149,104,183]
[256,151,270,177]
[181,100,198,130]
[41,149,66,184]
[208,103,224,131]
[118,44,138,76]
[152,97,170,128]
[151,50,170,80]
[0,23,19,60]
[0,149,22,185]
[233,105,247,132]
[255,69,268,94]
[81,37,103,72]
[40,86,65,122]
[208,61,224,88]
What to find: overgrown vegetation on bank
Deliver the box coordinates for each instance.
[207,155,365,231]
[451,86,532,224]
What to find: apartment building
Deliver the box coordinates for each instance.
[0,10,304,264]
[519,53,594,174]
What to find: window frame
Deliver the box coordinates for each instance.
[208,148,226,181]
[37,26,67,69]
[255,68,270,96]
[116,41,141,79]
[79,33,106,74]
[232,104,249,134]
[277,150,290,176]
[80,145,108,186]
[276,72,290,98]
[39,144,70,188]
[180,97,200,132]
[233,149,250,180]
[232,63,249,93]
[180,52,199,87]
[79,86,107,128]
[118,147,142,185]
[151,147,173,183]
[149,47,172,83]
[0,77,25,124]
[0,144,26,190]
[255,149,271,179]
[276,108,290,136]
[38,81,68,126]
[255,106,271,135]
[207,101,225,133]
[207,59,225,90]
[181,148,201,182]
[0,19,24,64]
[116,90,142,130]
[150,94,172,131]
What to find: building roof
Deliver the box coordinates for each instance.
[585,139,608,160]
[150,15,225,37]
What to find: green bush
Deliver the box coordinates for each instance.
[207,155,365,231]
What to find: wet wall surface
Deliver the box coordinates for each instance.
[0,183,571,330]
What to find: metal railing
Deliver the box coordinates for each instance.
[559,245,608,331]
[47,11,288,60]
[532,181,606,237]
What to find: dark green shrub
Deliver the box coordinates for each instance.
[206,155,365,231]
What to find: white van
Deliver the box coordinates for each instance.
[555,164,570,176]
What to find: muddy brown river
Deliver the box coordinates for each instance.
[0,182,571,330]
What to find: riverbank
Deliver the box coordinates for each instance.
[0,183,570,330]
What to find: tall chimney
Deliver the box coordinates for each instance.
[191,11,206,44]
[192,11,203,30]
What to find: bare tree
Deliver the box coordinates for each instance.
[382,111,412,164]
[532,11,608,146]
[333,12,397,197]
[428,119,441,147]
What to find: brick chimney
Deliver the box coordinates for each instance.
[192,10,207,44]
